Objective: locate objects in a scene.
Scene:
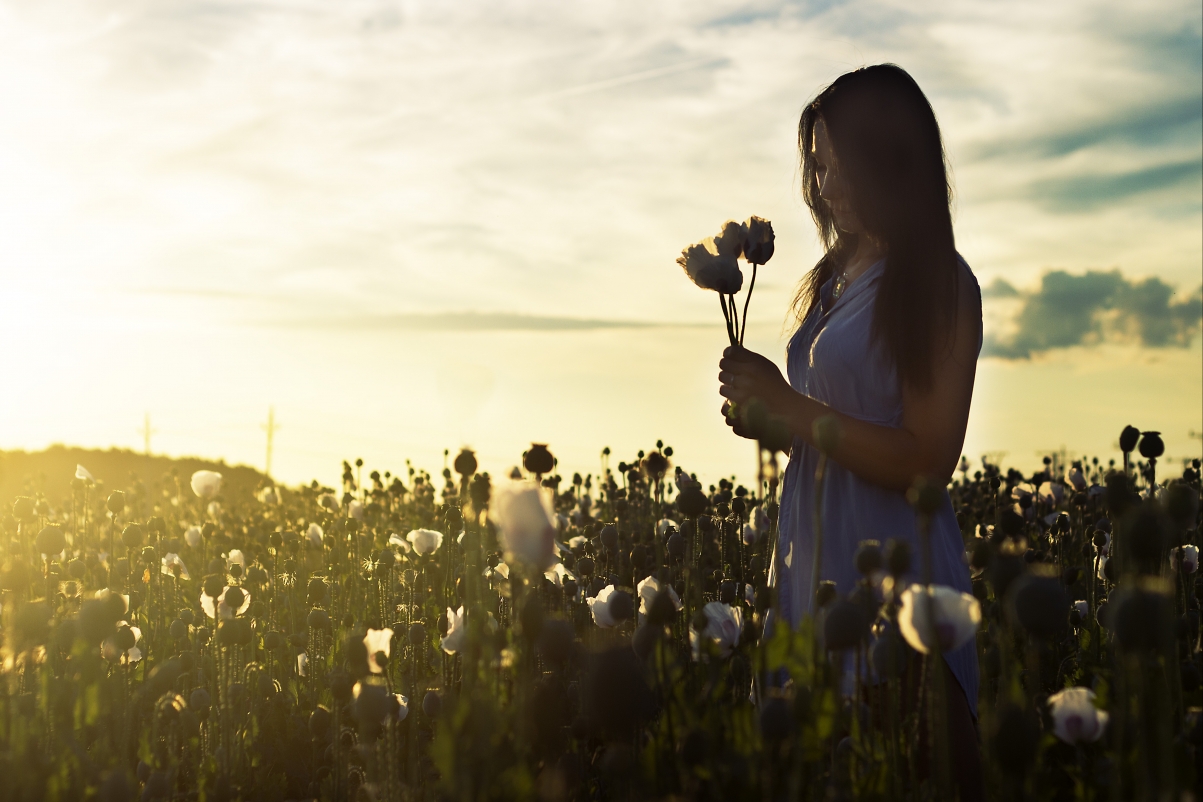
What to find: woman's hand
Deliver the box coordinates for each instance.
[717,346,792,412]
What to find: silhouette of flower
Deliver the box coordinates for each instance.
[897,584,980,654]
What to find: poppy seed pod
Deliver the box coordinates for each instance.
[121,524,143,549]
[676,486,708,518]
[1111,584,1174,653]
[453,449,477,476]
[524,444,555,475]
[600,525,619,552]
[224,587,246,613]
[169,619,188,640]
[106,491,126,515]
[855,540,883,575]
[824,598,869,651]
[422,690,442,718]
[1138,431,1164,459]
[1122,502,1171,571]
[1007,572,1069,641]
[35,525,66,556]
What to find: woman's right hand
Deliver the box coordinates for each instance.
[721,401,756,440]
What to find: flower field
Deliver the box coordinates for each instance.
[0,431,1199,801]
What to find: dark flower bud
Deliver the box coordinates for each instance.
[67,559,86,579]
[307,578,328,605]
[1007,571,1068,641]
[224,587,246,612]
[308,609,331,631]
[824,598,869,650]
[422,690,442,718]
[970,539,994,572]
[608,590,634,622]
[1165,482,1198,529]
[885,539,912,576]
[264,630,284,650]
[855,540,883,575]
[666,534,685,560]
[190,688,211,713]
[1119,425,1140,453]
[576,557,595,576]
[170,619,188,640]
[454,449,478,476]
[106,491,126,515]
[309,706,332,740]
[815,580,838,609]
[719,580,737,605]
[600,525,619,552]
[676,486,708,518]
[1112,585,1174,653]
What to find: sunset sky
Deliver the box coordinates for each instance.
[1,0,1200,489]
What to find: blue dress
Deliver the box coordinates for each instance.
[770,254,980,716]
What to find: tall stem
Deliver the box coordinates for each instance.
[718,294,736,346]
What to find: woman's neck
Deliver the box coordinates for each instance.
[843,236,886,283]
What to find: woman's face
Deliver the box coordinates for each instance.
[811,117,866,236]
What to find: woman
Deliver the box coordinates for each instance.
[717,64,984,796]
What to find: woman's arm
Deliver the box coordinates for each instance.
[719,279,981,493]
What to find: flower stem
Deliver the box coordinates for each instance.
[740,263,758,346]
[718,294,735,346]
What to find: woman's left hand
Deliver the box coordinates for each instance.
[718,346,792,412]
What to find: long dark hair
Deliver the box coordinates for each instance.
[794,64,959,391]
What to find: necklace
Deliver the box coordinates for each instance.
[831,267,847,300]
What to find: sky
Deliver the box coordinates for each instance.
[0,0,1200,489]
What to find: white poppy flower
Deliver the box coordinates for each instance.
[200,586,252,620]
[258,486,281,505]
[126,625,143,663]
[485,562,511,581]
[1073,600,1089,618]
[161,553,191,581]
[388,533,411,553]
[544,563,574,588]
[656,519,679,537]
[1048,687,1108,744]
[75,464,94,482]
[407,529,444,556]
[185,526,202,549]
[441,606,466,654]
[364,628,394,673]
[348,500,365,522]
[689,602,743,660]
[636,576,681,625]
[307,523,324,547]
[742,524,757,546]
[1171,544,1199,574]
[588,585,619,628]
[1096,556,1110,581]
[568,535,588,550]
[297,653,308,677]
[1067,468,1087,491]
[96,588,130,615]
[190,470,223,499]
[227,549,246,572]
[491,482,556,570]
[676,241,743,293]
[897,584,980,655]
[318,493,340,512]
[207,501,222,519]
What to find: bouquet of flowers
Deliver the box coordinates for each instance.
[676,216,775,347]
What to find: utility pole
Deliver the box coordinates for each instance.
[261,407,280,477]
[137,412,157,456]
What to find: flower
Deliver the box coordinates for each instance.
[897,584,981,654]
[1171,544,1199,574]
[1038,481,1065,505]
[227,549,246,573]
[690,602,743,660]
[258,486,280,505]
[544,563,575,588]
[75,464,94,482]
[161,553,191,581]
[740,216,775,264]
[1096,556,1110,581]
[656,519,679,537]
[185,526,202,548]
[318,493,340,512]
[636,576,681,625]
[491,482,556,570]
[1068,468,1087,491]
[1073,600,1089,618]
[297,653,308,677]
[406,529,444,556]
[589,585,619,628]
[676,241,743,293]
[712,220,744,258]
[348,500,365,522]
[190,470,222,499]
[364,628,394,673]
[307,523,324,547]
[1047,687,1108,744]
[388,532,411,553]
[200,586,252,620]
[441,606,466,654]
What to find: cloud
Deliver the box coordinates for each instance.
[983,269,1203,358]
[280,311,706,332]
[1025,159,1202,213]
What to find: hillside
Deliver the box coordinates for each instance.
[0,445,270,506]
